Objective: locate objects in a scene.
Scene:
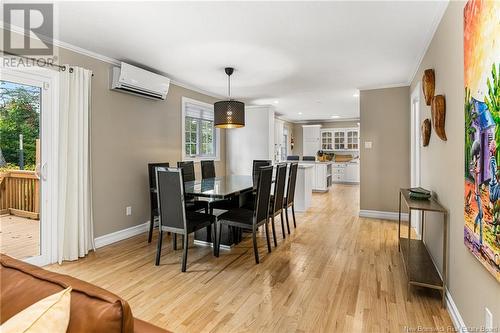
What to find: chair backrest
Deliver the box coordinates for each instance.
[156,168,187,232]
[177,161,195,182]
[286,162,299,205]
[148,162,170,210]
[201,160,216,179]
[253,165,273,224]
[302,156,316,161]
[272,163,288,215]
[252,160,271,188]
[287,155,300,161]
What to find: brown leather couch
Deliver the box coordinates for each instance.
[0,254,169,333]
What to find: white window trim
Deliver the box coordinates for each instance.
[181,97,220,162]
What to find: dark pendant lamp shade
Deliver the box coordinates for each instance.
[214,100,245,128]
[214,67,245,128]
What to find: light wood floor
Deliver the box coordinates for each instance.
[0,214,40,259]
[47,184,452,332]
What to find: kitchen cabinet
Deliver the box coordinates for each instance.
[307,162,332,192]
[332,162,359,183]
[320,127,359,152]
[302,125,321,156]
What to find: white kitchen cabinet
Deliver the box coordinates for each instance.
[332,162,359,183]
[312,163,332,192]
[320,127,359,152]
[302,125,321,156]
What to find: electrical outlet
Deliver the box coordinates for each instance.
[126,206,132,216]
[485,307,493,331]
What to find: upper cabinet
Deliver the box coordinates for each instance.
[302,125,321,156]
[321,127,359,151]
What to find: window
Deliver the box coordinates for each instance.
[182,97,220,160]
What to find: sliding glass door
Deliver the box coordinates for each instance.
[0,68,57,265]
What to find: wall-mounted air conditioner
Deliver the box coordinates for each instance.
[110,62,170,100]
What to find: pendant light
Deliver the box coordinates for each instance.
[214,67,245,128]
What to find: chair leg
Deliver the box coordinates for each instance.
[285,207,291,234]
[212,219,218,257]
[173,234,177,250]
[148,212,155,243]
[264,220,272,253]
[215,220,222,257]
[181,233,189,272]
[252,226,260,264]
[155,230,163,266]
[280,211,286,239]
[270,215,278,247]
[292,204,297,228]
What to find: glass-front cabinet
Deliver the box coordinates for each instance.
[321,131,333,150]
[320,128,359,151]
[333,130,346,150]
[346,130,359,150]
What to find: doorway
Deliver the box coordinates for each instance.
[0,68,57,265]
[410,83,422,239]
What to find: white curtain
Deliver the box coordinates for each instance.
[57,65,94,263]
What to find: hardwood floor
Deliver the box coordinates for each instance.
[0,214,39,259]
[47,184,453,332]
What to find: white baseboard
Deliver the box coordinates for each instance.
[446,290,467,332]
[359,210,409,221]
[94,220,156,249]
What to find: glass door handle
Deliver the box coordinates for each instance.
[41,163,48,181]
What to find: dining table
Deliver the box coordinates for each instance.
[183,175,255,248]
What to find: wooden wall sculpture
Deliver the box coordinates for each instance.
[431,95,447,141]
[422,69,435,106]
[421,118,431,146]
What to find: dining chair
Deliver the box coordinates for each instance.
[147,162,170,243]
[177,161,195,182]
[155,167,216,272]
[269,163,288,246]
[215,165,273,264]
[283,162,299,233]
[201,160,216,179]
[287,155,300,161]
[252,160,272,189]
[302,156,316,161]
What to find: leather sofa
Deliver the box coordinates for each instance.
[0,254,169,333]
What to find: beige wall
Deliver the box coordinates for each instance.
[359,86,410,212]
[54,48,224,237]
[410,1,499,328]
[291,120,360,156]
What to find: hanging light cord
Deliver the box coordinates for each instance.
[227,73,231,100]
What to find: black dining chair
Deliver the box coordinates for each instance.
[283,162,299,233]
[155,167,216,272]
[302,156,316,161]
[215,165,274,264]
[269,163,288,246]
[252,160,272,189]
[201,160,216,179]
[177,161,196,182]
[147,162,170,243]
[287,155,300,161]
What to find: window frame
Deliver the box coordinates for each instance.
[181,97,220,162]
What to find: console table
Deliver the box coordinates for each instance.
[398,188,448,307]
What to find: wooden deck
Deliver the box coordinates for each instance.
[0,214,40,259]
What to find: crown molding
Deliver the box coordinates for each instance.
[407,0,450,85]
[1,23,222,99]
[359,82,410,91]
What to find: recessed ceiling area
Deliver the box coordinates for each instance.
[54,1,448,122]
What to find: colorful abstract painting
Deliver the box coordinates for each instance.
[464,0,500,282]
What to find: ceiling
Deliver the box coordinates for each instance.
[52,1,447,122]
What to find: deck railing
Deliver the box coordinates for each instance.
[0,170,40,220]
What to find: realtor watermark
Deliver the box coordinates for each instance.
[2,3,57,69]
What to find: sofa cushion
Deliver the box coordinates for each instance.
[0,254,134,333]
